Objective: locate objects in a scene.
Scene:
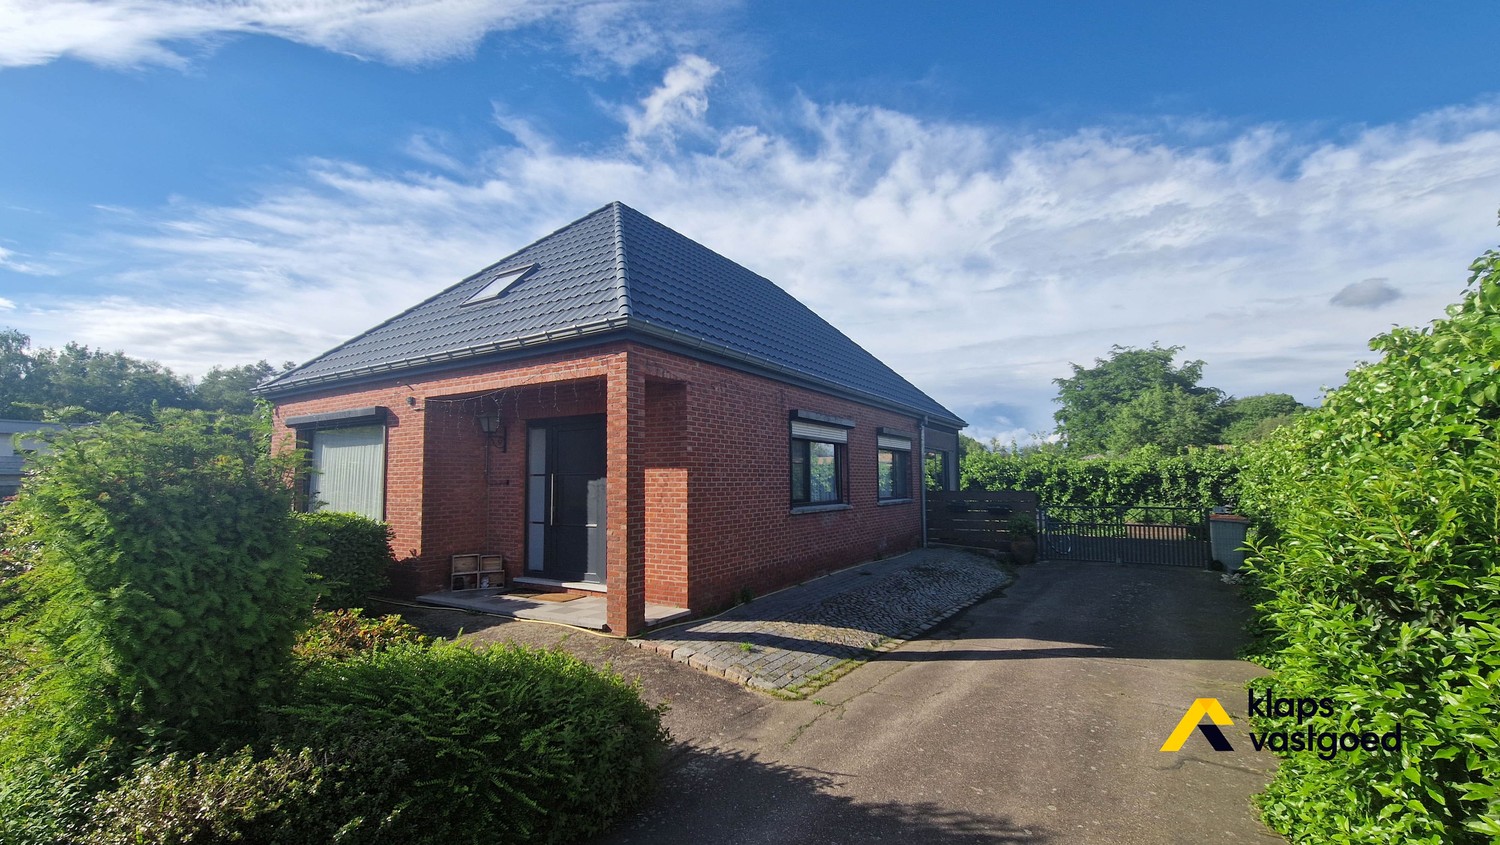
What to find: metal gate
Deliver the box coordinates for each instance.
[1038,505,1210,568]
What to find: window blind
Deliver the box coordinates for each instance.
[309,425,386,520]
[790,420,849,443]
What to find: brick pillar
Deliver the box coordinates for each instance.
[605,352,647,635]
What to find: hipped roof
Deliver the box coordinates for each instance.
[258,202,964,428]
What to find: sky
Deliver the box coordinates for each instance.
[2,1,1498,442]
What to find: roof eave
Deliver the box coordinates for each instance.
[251,316,630,397]
[622,320,966,429]
[254,318,966,429]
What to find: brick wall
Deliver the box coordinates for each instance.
[643,380,688,607]
[627,346,925,613]
[271,347,620,595]
[273,341,931,629]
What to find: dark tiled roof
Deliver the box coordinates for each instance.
[259,203,963,426]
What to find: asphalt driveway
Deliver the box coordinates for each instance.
[594,559,1282,845]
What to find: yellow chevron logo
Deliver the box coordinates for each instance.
[1160,698,1235,752]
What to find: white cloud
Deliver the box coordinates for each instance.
[0,297,14,311]
[624,53,719,152]
[0,244,52,275]
[17,88,1500,441]
[0,0,667,69]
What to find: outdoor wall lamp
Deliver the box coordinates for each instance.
[477,413,508,451]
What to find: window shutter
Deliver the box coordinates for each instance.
[790,420,849,443]
[310,425,386,520]
[877,434,911,451]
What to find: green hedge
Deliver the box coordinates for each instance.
[292,511,394,609]
[3,638,669,845]
[269,641,668,845]
[960,445,1240,509]
[0,413,668,845]
[0,410,313,764]
[1237,248,1500,843]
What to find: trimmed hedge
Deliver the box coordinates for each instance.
[0,410,313,764]
[270,641,669,845]
[292,511,394,609]
[1237,248,1500,843]
[960,445,1240,509]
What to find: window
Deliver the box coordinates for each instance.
[878,432,912,500]
[790,418,849,506]
[925,449,952,492]
[307,425,386,520]
[285,407,390,521]
[462,264,536,306]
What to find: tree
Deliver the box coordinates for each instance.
[0,329,40,419]
[1102,384,1225,454]
[958,433,987,460]
[1052,344,1224,454]
[193,360,282,414]
[30,343,192,420]
[0,327,292,422]
[1220,392,1307,444]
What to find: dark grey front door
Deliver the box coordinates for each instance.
[526,415,607,583]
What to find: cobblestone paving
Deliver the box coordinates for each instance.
[628,548,1011,696]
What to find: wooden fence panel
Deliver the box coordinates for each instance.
[926,490,1038,551]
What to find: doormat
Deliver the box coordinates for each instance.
[506,591,586,603]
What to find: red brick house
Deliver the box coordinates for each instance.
[258,202,964,635]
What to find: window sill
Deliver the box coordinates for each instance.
[790,503,853,515]
[877,497,914,506]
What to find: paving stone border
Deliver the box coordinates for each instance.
[627,548,1012,697]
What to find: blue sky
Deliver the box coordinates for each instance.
[2,2,1498,441]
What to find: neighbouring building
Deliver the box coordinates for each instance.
[0,419,62,498]
[256,202,964,634]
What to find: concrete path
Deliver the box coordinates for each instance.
[415,588,689,629]
[631,549,1011,695]
[597,559,1281,845]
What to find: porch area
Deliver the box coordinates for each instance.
[414,587,690,631]
[414,349,690,636]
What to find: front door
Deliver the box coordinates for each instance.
[526,415,607,583]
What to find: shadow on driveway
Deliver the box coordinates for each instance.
[598,743,1050,845]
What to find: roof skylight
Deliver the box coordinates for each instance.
[462,264,536,305]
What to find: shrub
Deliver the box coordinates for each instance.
[0,410,314,766]
[1238,247,1500,843]
[270,641,668,845]
[292,608,425,662]
[0,753,112,845]
[292,511,394,609]
[86,748,326,845]
[1004,514,1036,538]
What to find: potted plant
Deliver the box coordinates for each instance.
[1006,514,1038,565]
